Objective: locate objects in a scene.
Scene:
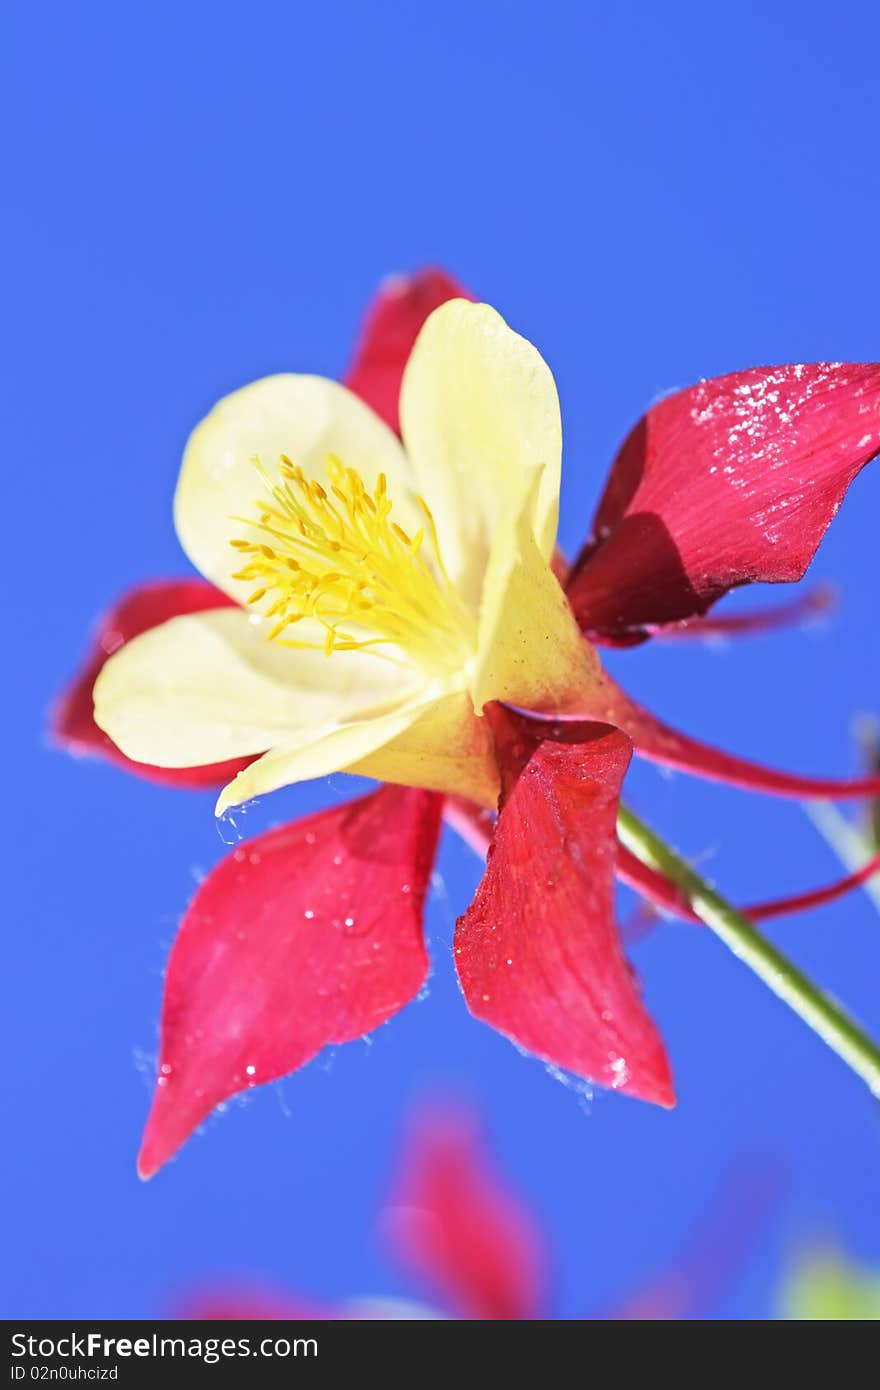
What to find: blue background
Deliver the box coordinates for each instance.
[4,1,879,1319]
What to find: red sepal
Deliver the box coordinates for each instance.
[568,363,880,639]
[387,1109,545,1320]
[138,786,442,1178]
[455,708,674,1106]
[51,579,253,790]
[343,268,473,432]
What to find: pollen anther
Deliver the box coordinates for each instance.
[229,454,475,671]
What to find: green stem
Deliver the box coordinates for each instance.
[618,805,880,1098]
[805,801,880,915]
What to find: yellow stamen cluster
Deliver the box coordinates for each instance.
[230,454,475,672]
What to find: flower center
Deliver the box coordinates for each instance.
[230,454,476,674]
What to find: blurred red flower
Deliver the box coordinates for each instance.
[177,1107,776,1322]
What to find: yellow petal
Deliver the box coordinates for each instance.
[93,607,419,768]
[214,698,428,815]
[399,300,561,607]
[175,374,416,602]
[471,471,599,714]
[350,690,499,807]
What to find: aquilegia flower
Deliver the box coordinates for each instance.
[55,269,880,1176]
[179,1106,774,1322]
[93,292,594,811]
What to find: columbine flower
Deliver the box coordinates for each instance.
[55,269,880,1177]
[179,1106,775,1322]
[92,292,595,816]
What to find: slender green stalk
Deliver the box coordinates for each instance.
[805,801,880,914]
[618,805,880,1099]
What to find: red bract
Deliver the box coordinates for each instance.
[138,785,440,1179]
[57,267,880,1174]
[181,1107,771,1322]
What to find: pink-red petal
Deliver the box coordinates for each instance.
[567,363,880,638]
[51,579,253,790]
[343,268,473,432]
[454,708,674,1107]
[386,1109,546,1321]
[138,786,442,1178]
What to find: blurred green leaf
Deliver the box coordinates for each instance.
[783,1252,880,1320]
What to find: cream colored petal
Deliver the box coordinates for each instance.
[175,374,416,602]
[214,699,430,815]
[349,690,499,808]
[94,607,420,768]
[399,300,562,607]
[470,473,599,715]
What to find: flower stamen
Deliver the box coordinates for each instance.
[230,455,475,673]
